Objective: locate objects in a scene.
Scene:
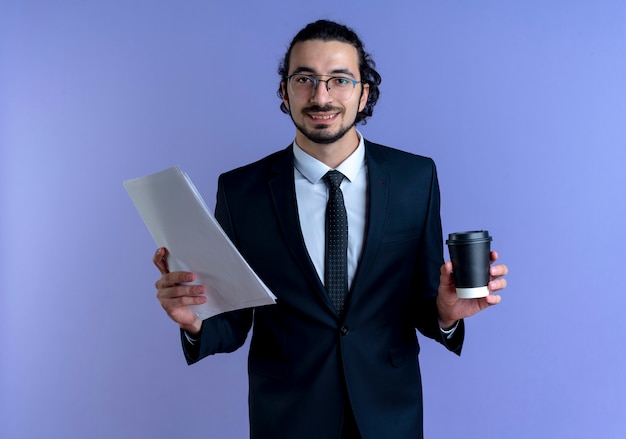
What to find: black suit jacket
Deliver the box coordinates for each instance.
[182,140,464,438]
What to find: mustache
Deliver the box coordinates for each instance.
[303,105,343,113]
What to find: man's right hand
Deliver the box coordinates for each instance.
[153,247,206,335]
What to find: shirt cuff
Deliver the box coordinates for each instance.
[440,320,460,339]
[183,330,198,345]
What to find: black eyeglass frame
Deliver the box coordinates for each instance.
[287,74,363,95]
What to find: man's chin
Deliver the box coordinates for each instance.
[303,130,343,145]
[298,124,352,145]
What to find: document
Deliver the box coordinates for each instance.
[124,166,276,320]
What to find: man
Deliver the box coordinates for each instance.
[153,20,508,438]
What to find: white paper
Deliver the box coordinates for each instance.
[124,166,276,320]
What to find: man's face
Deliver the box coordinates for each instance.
[281,40,369,145]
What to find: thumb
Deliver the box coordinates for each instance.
[440,261,454,286]
[153,247,170,274]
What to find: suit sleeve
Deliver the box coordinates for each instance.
[181,173,254,365]
[412,159,464,355]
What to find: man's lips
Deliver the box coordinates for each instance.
[308,113,338,121]
[303,106,342,123]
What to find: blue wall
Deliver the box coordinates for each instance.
[2,1,625,437]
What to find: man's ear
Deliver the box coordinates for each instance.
[281,81,290,110]
[358,83,370,113]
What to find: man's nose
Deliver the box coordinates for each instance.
[311,79,333,104]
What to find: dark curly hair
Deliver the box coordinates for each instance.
[277,20,382,125]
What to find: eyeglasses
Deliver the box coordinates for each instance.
[287,74,362,100]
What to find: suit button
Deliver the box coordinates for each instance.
[340,326,350,336]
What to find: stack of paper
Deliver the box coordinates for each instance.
[124,166,276,320]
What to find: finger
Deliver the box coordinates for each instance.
[160,292,208,308]
[157,283,206,300]
[485,294,501,306]
[440,261,454,283]
[489,250,499,264]
[488,278,507,292]
[154,271,196,290]
[153,247,170,274]
[489,264,509,278]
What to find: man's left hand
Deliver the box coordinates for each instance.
[437,251,509,328]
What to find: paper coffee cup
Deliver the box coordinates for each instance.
[446,230,492,299]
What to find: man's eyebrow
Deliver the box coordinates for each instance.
[290,67,356,78]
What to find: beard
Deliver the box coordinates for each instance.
[289,105,357,145]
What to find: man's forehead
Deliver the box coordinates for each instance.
[288,39,359,72]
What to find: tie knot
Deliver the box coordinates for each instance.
[324,170,344,190]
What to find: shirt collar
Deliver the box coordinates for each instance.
[292,131,365,184]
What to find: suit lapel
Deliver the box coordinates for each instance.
[349,142,390,305]
[268,147,333,311]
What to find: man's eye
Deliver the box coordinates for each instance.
[296,76,313,84]
[333,78,351,87]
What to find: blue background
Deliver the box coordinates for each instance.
[2,1,625,437]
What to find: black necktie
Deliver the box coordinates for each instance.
[323,170,348,316]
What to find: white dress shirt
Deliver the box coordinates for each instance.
[292,133,367,290]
